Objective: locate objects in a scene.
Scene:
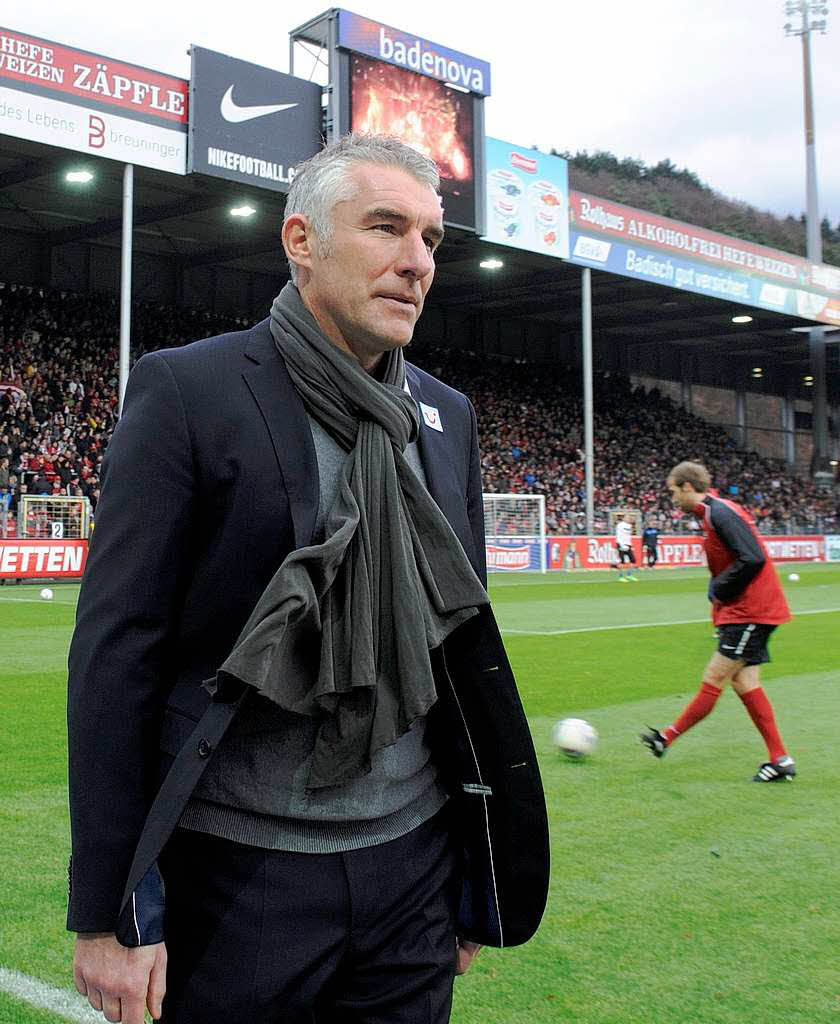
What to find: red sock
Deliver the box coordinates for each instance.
[663,683,723,745]
[739,688,787,762]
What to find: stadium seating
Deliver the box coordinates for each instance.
[1,282,837,537]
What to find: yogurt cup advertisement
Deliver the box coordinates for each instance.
[483,138,569,259]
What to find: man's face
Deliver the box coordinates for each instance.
[667,478,698,512]
[298,162,444,370]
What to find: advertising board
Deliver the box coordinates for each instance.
[762,536,824,562]
[349,54,478,230]
[546,535,825,571]
[0,26,187,174]
[483,138,569,259]
[568,191,840,326]
[486,539,543,573]
[337,10,491,95]
[188,46,322,192]
[0,539,88,578]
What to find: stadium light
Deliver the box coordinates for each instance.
[230,204,257,218]
[803,375,815,385]
[65,170,94,184]
[785,1,831,481]
[732,314,753,324]
[479,258,504,270]
[751,367,764,377]
[784,1,829,259]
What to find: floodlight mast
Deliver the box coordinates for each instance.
[784,2,833,484]
[784,1,827,263]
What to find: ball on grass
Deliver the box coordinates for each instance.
[788,573,800,582]
[552,717,598,759]
[40,587,54,600]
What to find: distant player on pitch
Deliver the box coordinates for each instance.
[615,512,637,582]
[641,461,795,781]
[641,519,659,569]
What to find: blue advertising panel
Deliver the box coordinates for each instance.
[337,9,491,96]
[482,138,569,259]
[486,539,545,573]
[567,191,840,325]
[567,229,838,320]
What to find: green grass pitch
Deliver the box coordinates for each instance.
[1,566,838,1023]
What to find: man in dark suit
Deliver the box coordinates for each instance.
[68,134,548,1024]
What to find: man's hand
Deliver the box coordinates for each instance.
[455,937,482,975]
[74,933,167,1023]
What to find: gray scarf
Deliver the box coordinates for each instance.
[216,284,488,789]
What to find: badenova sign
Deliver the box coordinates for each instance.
[336,9,491,96]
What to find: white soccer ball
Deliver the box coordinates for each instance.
[552,717,598,759]
[788,573,800,582]
[40,587,54,600]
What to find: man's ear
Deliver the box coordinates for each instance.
[282,214,316,278]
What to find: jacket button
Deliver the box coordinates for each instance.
[197,738,213,758]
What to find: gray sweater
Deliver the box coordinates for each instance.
[180,414,447,852]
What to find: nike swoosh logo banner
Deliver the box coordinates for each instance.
[220,86,298,123]
[189,46,321,191]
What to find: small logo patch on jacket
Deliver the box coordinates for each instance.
[420,403,443,432]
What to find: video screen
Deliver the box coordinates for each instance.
[350,55,476,230]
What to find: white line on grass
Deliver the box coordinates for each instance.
[0,966,101,1022]
[502,606,840,636]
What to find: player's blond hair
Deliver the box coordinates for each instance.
[668,461,711,492]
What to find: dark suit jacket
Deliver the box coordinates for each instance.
[67,319,548,948]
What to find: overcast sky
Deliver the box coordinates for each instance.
[5,0,839,231]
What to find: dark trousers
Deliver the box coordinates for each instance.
[159,809,458,1023]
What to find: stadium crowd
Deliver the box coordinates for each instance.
[424,350,839,535]
[1,282,837,537]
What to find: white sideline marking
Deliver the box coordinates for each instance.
[502,607,840,636]
[0,966,101,1022]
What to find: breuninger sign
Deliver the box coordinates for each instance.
[0,26,187,174]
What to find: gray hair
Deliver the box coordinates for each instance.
[283,134,440,284]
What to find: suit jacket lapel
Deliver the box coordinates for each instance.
[405,364,459,522]
[242,319,318,549]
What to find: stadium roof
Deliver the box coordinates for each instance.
[1,135,837,403]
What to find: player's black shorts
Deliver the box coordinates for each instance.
[617,546,635,564]
[716,623,777,666]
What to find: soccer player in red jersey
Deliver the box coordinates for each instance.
[641,461,796,781]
